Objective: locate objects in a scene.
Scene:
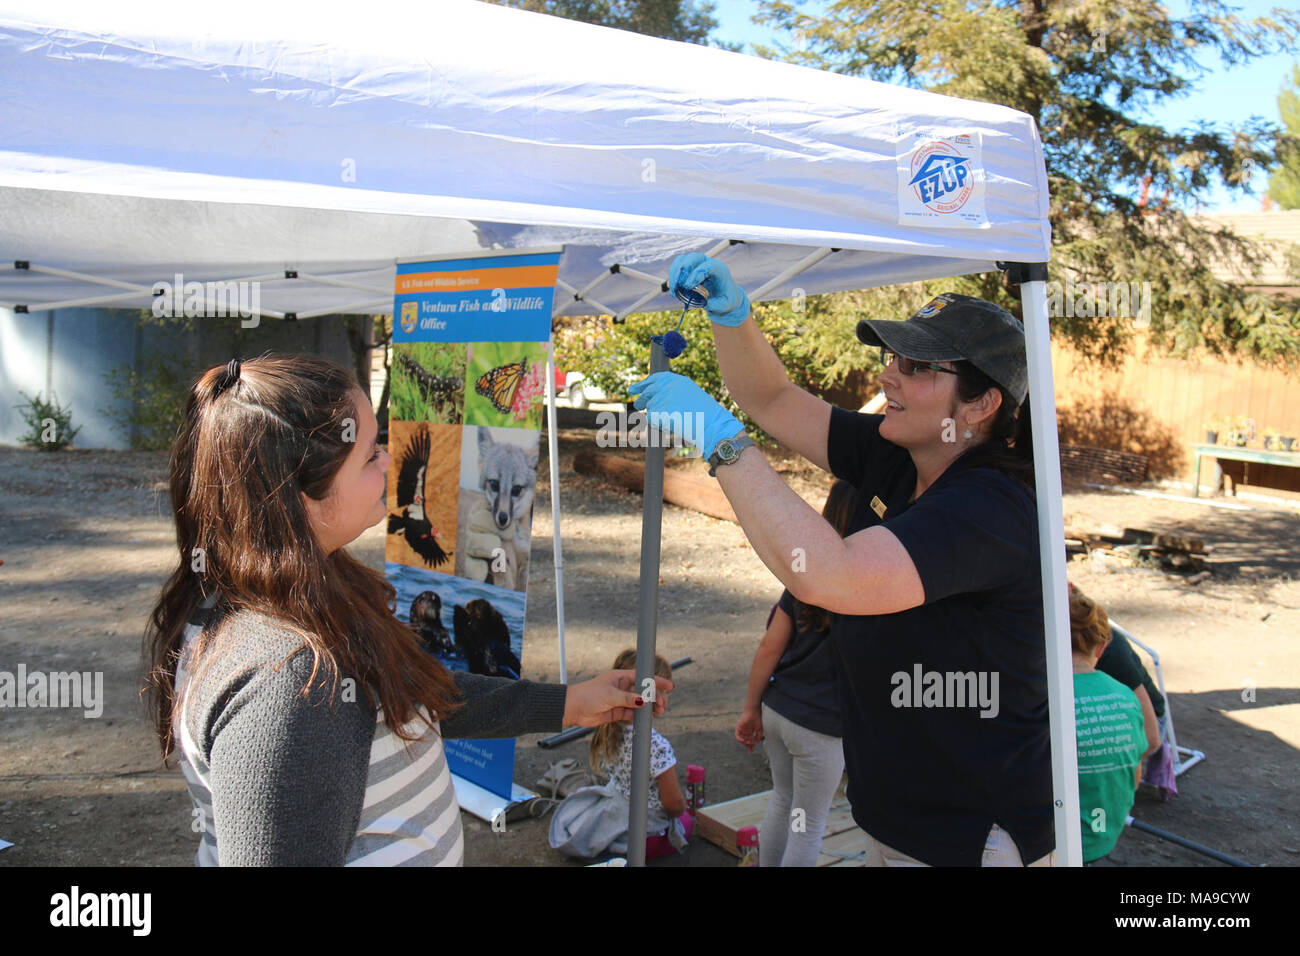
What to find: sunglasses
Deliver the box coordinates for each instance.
[880,348,959,377]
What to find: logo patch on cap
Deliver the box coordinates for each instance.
[915,295,952,319]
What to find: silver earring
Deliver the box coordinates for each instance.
[963,426,973,440]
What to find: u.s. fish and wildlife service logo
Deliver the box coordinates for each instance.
[915,295,953,318]
[908,138,975,213]
[400,300,419,335]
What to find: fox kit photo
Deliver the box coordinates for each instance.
[455,426,538,591]
[478,428,537,538]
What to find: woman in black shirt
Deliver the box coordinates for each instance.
[631,254,1053,866]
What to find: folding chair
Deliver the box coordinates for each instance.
[1109,622,1206,776]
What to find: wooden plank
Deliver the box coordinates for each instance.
[699,791,772,825]
[1192,444,1300,467]
[1152,533,1205,553]
[816,828,869,867]
[694,791,773,856]
[1122,528,1157,545]
[1176,354,1194,448]
[821,804,858,835]
[695,789,863,861]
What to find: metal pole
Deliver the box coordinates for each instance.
[1126,817,1251,867]
[544,336,568,684]
[1019,274,1083,867]
[626,339,668,867]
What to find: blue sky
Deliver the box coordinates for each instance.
[709,0,1298,212]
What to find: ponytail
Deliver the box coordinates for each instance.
[1068,587,1110,657]
[953,360,1034,489]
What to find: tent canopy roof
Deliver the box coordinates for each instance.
[0,0,1050,316]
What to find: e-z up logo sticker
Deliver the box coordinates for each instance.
[909,143,973,212]
[897,132,987,228]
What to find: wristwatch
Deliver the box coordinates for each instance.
[708,433,756,477]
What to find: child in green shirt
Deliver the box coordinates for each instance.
[1070,587,1146,862]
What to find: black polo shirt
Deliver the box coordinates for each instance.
[826,406,1054,866]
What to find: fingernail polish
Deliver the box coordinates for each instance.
[635,696,645,706]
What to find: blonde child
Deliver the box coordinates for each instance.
[550,650,691,859]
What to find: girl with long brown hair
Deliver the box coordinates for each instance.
[143,353,666,866]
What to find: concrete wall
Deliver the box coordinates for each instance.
[0,308,370,449]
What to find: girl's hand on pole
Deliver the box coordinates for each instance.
[735,708,764,752]
[562,670,673,727]
[669,253,750,326]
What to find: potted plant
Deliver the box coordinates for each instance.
[1263,426,1280,451]
[1203,420,1219,444]
[1282,435,1297,452]
[1222,416,1240,447]
[1232,415,1254,447]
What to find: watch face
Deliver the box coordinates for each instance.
[718,440,736,461]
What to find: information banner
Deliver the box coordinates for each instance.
[386,246,561,800]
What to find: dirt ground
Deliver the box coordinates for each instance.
[1,428,1298,868]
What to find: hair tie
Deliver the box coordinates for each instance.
[214,358,242,397]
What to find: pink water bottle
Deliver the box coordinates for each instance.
[737,825,759,867]
[685,765,706,813]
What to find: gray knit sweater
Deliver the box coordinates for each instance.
[175,602,567,866]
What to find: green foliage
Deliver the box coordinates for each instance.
[555,301,887,443]
[101,351,192,451]
[14,390,81,450]
[1268,64,1300,208]
[752,0,1300,370]
[100,311,196,450]
[490,0,729,46]
[390,342,467,424]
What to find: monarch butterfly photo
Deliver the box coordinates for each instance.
[475,359,526,415]
[463,341,547,429]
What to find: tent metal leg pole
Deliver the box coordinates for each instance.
[1125,817,1251,867]
[1018,273,1083,867]
[545,337,568,684]
[627,339,668,867]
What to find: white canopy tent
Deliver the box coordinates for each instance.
[0,0,1079,864]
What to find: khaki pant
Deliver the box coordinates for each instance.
[862,823,1057,867]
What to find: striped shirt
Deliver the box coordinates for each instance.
[174,595,566,866]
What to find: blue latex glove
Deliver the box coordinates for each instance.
[669,253,750,326]
[627,371,745,459]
